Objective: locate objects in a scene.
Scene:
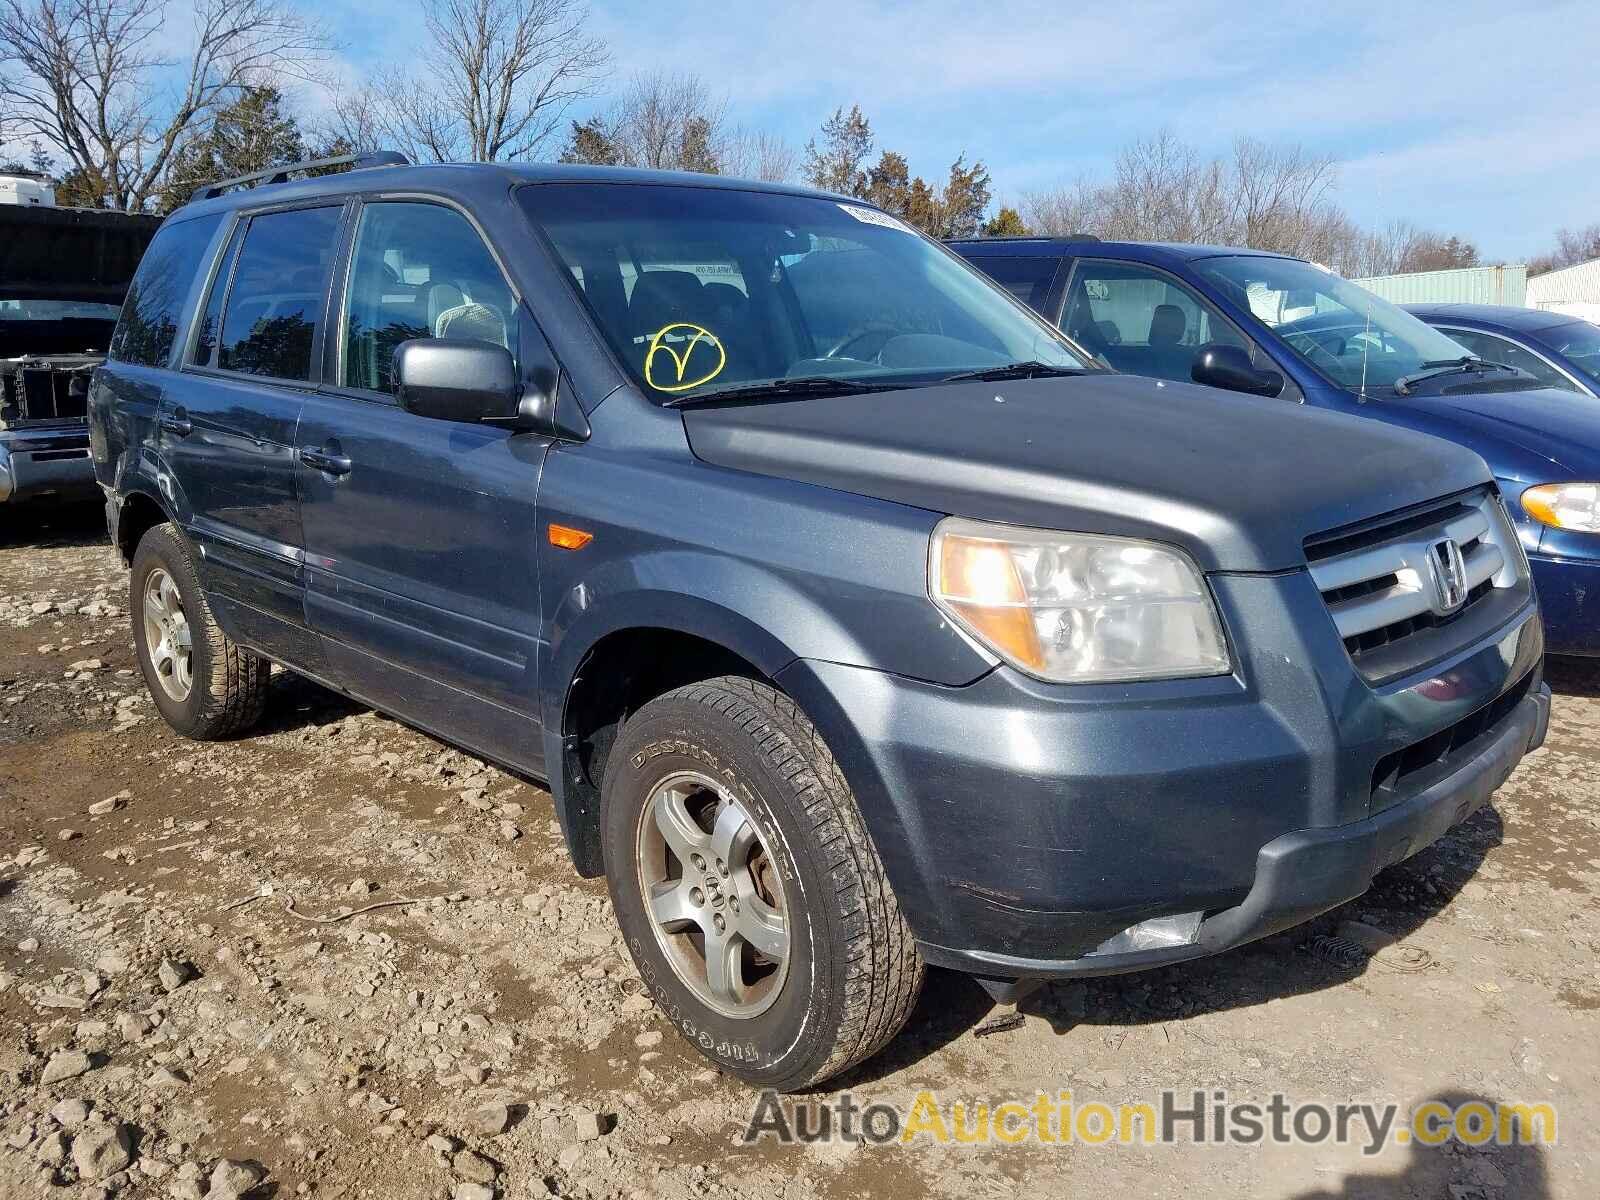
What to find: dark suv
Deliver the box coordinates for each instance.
[93,155,1549,1090]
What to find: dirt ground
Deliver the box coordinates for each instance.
[1,500,1596,1200]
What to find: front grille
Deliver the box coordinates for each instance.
[1371,669,1534,802]
[1306,490,1525,676]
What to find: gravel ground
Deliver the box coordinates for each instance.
[1,500,1597,1199]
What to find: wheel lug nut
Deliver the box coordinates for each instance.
[729,897,739,912]
[689,887,704,906]
[690,853,706,871]
[713,913,726,933]
[715,858,729,877]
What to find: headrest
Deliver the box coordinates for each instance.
[1149,303,1187,347]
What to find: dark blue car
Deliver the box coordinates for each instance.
[1405,303,1600,399]
[952,238,1600,655]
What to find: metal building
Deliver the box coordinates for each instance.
[1352,264,1527,307]
[1526,257,1600,323]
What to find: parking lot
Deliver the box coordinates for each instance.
[1,500,1596,1199]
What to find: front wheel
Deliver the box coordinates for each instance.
[130,522,270,740]
[602,676,923,1090]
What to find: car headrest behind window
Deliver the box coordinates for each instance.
[436,301,507,349]
[629,270,708,341]
[1149,303,1187,347]
[428,283,466,334]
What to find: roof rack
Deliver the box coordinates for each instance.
[189,150,411,203]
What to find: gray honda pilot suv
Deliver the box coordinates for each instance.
[91,154,1549,1091]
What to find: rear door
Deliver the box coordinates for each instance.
[295,198,551,763]
[160,201,345,662]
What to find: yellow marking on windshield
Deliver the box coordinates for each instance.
[645,323,727,392]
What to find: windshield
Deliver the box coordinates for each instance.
[0,298,121,322]
[1192,256,1482,395]
[519,182,1086,401]
[1536,320,1600,384]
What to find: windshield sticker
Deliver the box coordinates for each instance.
[644,323,727,393]
[838,204,914,234]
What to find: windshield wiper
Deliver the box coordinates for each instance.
[1393,356,1517,396]
[941,360,1091,383]
[660,376,901,408]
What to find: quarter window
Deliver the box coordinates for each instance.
[341,202,516,394]
[1061,260,1250,383]
[191,223,246,368]
[110,214,223,367]
[216,206,343,382]
[968,256,1060,312]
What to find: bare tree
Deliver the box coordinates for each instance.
[720,127,798,183]
[560,72,724,171]
[0,0,330,211]
[353,0,607,163]
[1530,223,1600,276]
[1020,176,1102,237]
[1227,136,1338,253]
[555,71,797,180]
[1016,129,1465,277]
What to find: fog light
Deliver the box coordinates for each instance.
[1089,911,1204,956]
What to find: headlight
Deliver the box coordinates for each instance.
[1522,483,1600,533]
[929,517,1231,683]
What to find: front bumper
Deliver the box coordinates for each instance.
[0,426,96,503]
[776,568,1545,983]
[1528,551,1600,656]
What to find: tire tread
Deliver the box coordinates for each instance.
[132,523,269,740]
[656,676,924,1087]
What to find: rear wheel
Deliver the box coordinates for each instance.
[602,676,923,1090]
[130,523,269,739]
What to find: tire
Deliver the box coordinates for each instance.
[602,676,923,1090]
[130,522,269,740]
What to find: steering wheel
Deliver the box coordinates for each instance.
[824,324,896,363]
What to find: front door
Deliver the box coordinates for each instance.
[296,199,550,766]
[159,202,345,663]
[1059,258,1256,383]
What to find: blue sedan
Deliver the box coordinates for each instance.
[1406,303,1600,399]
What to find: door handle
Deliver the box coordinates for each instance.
[299,447,353,476]
[159,412,192,437]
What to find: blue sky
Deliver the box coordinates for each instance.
[322,0,1594,261]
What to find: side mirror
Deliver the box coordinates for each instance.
[394,338,520,424]
[1192,344,1285,398]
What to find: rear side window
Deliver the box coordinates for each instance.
[216,206,343,382]
[967,255,1060,312]
[110,214,223,367]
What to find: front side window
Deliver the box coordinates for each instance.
[341,202,518,394]
[216,206,342,382]
[1060,259,1249,382]
[1440,328,1580,393]
[110,214,223,367]
[1193,256,1492,395]
[1534,320,1600,386]
[519,183,1084,402]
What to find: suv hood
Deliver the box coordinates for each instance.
[683,373,1492,572]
